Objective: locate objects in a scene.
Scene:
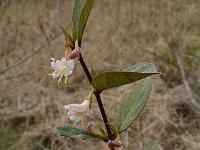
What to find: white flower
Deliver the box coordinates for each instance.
[64,99,90,123]
[49,57,75,82]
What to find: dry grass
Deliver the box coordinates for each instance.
[0,0,200,150]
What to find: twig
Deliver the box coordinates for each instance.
[0,23,71,75]
[142,48,177,67]
[56,0,61,32]
[0,34,58,74]
[0,72,30,81]
[38,17,50,45]
[174,50,200,111]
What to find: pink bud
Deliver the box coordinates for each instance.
[110,140,122,147]
[68,47,80,59]
[107,140,122,150]
[86,122,93,133]
[107,140,114,150]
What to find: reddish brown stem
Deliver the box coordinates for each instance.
[78,53,113,140]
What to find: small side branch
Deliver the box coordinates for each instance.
[174,50,200,111]
[0,33,61,74]
[0,23,71,75]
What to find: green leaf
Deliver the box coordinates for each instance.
[113,79,151,132]
[60,26,75,49]
[56,125,101,141]
[124,62,157,72]
[142,139,161,150]
[92,62,158,91]
[72,0,94,45]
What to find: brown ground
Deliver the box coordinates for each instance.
[0,0,200,150]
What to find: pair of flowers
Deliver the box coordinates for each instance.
[49,48,123,149]
[49,48,91,123]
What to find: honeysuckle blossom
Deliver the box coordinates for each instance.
[64,99,90,123]
[49,57,75,84]
[64,89,94,123]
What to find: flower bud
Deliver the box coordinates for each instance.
[86,121,95,133]
[107,139,122,150]
[68,47,80,59]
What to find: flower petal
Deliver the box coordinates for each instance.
[65,71,73,76]
[51,62,59,70]
[61,57,67,62]
[51,71,62,78]
[64,105,71,110]
[74,116,82,123]
[67,111,81,122]
[69,114,80,122]
[64,104,80,110]
[51,58,55,62]
[81,99,90,106]
[71,104,88,113]
[66,59,75,71]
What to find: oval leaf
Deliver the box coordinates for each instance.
[56,125,101,141]
[92,62,158,91]
[72,0,94,45]
[142,139,162,150]
[113,79,151,132]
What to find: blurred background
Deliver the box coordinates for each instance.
[0,0,200,149]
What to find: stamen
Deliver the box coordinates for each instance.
[57,76,63,86]
[65,77,68,84]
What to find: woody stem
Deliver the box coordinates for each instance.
[78,53,113,140]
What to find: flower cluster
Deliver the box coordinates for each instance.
[49,47,92,124]
[50,44,123,149]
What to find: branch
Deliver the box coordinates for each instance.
[0,72,30,81]
[0,23,71,75]
[174,50,200,111]
[142,48,177,67]
[56,0,61,31]
[0,34,59,74]
[78,53,114,140]
[38,17,50,45]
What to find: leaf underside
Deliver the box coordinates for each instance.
[112,62,158,132]
[113,78,151,132]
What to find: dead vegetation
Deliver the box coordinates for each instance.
[0,0,200,150]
